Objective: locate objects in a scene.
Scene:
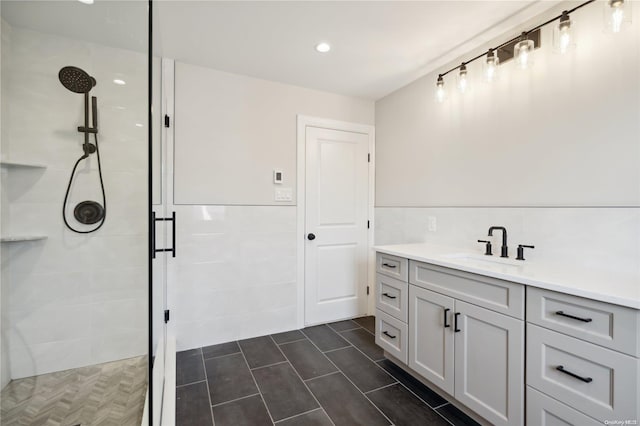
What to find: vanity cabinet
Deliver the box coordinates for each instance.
[408,268,524,426]
[375,253,410,363]
[526,287,640,425]
[374,248,640,426]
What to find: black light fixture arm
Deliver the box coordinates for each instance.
[437,0,596,78]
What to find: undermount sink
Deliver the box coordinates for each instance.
[440,253,523,270]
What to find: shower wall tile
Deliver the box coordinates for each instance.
[170,205,298,352]
[1,24,148,379]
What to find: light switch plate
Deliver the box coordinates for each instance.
[275,187,292,202]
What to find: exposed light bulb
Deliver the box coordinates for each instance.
[458,63,468,93]
[611,2,624,32]
[558,12,572,54]
[484,49,499,83]
[606,0,630,33]
[435,75,445,103]
[514,33,534,70]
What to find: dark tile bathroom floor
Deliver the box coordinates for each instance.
[176,316,480,426]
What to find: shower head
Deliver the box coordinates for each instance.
[58,66,96,94]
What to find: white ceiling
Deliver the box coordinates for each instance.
[3,1,560,100]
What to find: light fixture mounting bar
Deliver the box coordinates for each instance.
[437,0,596,78]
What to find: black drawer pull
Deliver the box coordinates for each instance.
[443,308,450,328]
[382,331,396,339]
[454,312,461,332]
[556,365,593,383]
[555,311,592,323]
[382,293,397,300]
[382,263,396,269]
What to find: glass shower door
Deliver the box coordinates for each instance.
[0,1,150,424]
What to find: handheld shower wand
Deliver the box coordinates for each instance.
[59,66,106,233]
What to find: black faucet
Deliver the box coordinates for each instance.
[488,226,508,258]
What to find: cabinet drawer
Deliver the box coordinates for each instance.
[526,387,602,426]
[409,260,524,319]
[527,287,640,357]
[527,324,639,423]
[376,252,408,282]
[375,309,408,363]
[376,274,408,323]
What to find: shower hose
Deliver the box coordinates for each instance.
[62,132,107,233]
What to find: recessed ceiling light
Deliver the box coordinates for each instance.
[315,42,331,53]
[135,123,143,127]
[78,0,94,4]
[113,79,126,85]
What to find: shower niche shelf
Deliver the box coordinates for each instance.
[0,160,47,169]
[0,235,48,243]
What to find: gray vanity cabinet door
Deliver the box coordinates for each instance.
[408,285,455,396]
[454,300,524,426]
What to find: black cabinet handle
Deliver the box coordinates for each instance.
[307,233,316,241]
[443,308,450,328]
[555,311,592,323]
[556,365,593,383]
[382,263,396,268]
[382,293,397,299]
[383,331,396,339]
[454,312,461,332]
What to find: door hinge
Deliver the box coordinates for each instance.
[164,309,170,323]
[366,286,370,295]
[164,114,170,128]
[367,220,370,229]
[367,153,370,163]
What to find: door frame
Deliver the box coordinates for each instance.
[296,115,375,328]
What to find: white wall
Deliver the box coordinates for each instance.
[374,3,640,286]
[1,24,147,379]
[376,2,640,207]
[174,62,374,206]
[170,61,374,351]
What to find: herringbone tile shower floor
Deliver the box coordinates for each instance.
[0,355,147,426]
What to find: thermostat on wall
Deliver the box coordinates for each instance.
[273,169,283,184]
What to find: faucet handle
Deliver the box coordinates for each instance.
[477,240,493,256]
[516,245,535,261]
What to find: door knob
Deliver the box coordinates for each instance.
[307,233,316,240]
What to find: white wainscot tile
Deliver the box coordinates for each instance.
[177,232,238,265]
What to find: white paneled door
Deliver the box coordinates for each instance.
[304,126,370,325]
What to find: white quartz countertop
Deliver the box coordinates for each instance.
[374,243,640,310]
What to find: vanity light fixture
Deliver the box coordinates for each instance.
[484,49,499,83]
[432,0,620,102]
[436,74,446,102]
[514,32,535,69]
[315,42,331,53]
